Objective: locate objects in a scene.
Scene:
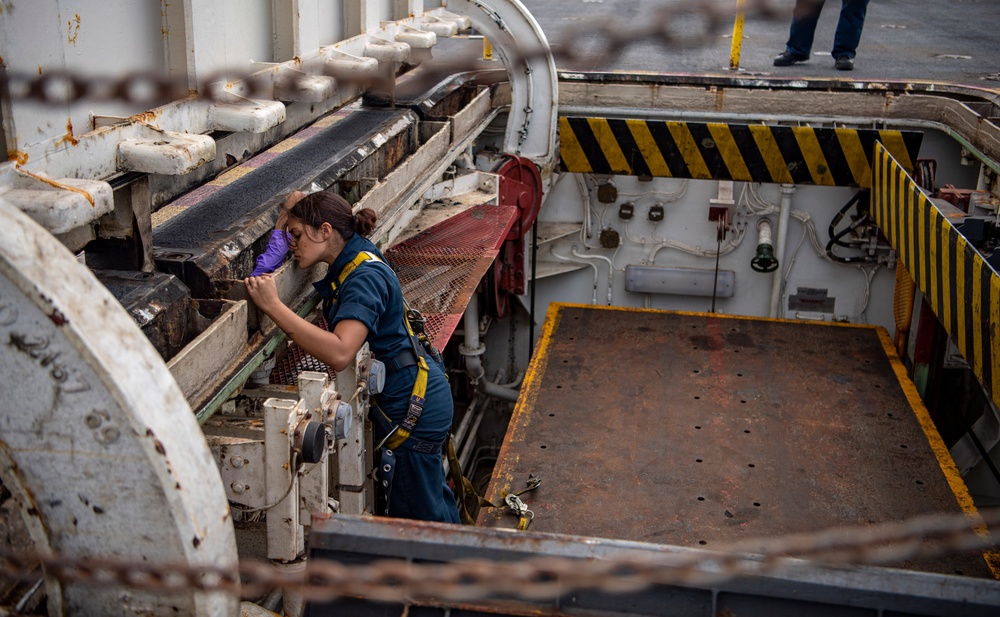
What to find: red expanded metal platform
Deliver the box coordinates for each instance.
[271,204,518,384]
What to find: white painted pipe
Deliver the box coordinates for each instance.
[769,184,795,318]
[570,247,614,305]
[552,249,599,304]
[462,294,520,402]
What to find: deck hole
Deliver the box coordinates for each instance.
[887,412,894,418]
[955,570,964,576]
[548,413,555,417]
[697,496,705,501]
[747,463,755,468]
[694,396,701,400]
[736,373,743,377]
[556,385,563,389]
[915,479,924,485]
[540,445,547,449]
[900,444,908,449]
[864,359,872,363]
[562,359,569,363]
[874,384,881,389]
[731,328,737,332]
[743,429,750,434]
[695,425,702,430]
[696,458,703,463]
[733,349,740,353]
[693,346,699,350]
[692,369,700,374]
[740,400,747,404]
[698,540,707,545]
[753,502,761,507]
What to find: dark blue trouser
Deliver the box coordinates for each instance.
[785,0,871,59]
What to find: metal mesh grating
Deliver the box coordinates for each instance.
[387,204,518,349]
[270,204,518,386]
[270,316,335,386]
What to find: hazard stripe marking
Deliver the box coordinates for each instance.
[872,142,1000,414]
[560,118,923,188]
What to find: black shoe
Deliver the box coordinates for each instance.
[773,51,808,66]
[835,56,855,70]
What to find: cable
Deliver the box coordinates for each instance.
[551,248,599,304]
[229,451,300,514]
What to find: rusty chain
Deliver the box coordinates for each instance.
[0,0,784,107]
[1,507,997,604]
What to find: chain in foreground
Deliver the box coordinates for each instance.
[0,0,783,107]
[1,508,997,604]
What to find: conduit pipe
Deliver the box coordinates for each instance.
[769,184,796,318]
[551,248,599,304]
[570,247,614,305]
[462,294,520,402]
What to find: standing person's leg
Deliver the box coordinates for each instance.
[776,0,826,64]
[832,0,870,66]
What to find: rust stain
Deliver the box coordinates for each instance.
[9,150,28,165]
[48,309,68,326]
[67,13,81,45]
[14,166,95,206]
[37,65,42,75]
[56,118,79,147]
[129,110,159,124]
[146,428,167,456]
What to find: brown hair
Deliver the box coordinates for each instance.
[286,191,377,240]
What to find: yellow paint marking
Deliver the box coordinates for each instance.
[269,138,303,153]
[707,123,752,181]
[626,119,671,177]
[879,131,913,171]
[952,231,967,358]
[208,165,255,186]
[792,127,835,185]
[835,128,870,187]
[991,271,1000,410]
[587,118,631,174]
[926,195,938,316]
[558,117,591,172]
[916,180,934,294]
[940,214,954,344]
[876,327,1000,579]
[971,255,984,380]
[749,124,793,184]
[667,122,711,179]
[483,302,564,511]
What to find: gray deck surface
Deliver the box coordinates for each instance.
[519,0,1000,88]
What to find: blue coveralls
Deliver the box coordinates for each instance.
[784,0,870,61]
[314,234,460,523]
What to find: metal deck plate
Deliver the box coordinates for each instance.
[479,303,995,578]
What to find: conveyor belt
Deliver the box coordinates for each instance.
[153,107,407,248]
[479,303,996,579]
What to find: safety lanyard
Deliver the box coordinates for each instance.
[327,251,428,451]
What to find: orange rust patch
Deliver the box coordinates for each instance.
[67,13,81,45]
[56,118,79,146]
[15,166,95,206]
[129,110,158,124]
[9,150,28,165]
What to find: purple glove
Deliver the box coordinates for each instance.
[251,230,290,276]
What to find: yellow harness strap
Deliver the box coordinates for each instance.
[329,251,428,451]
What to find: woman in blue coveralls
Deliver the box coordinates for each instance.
[244,191,460,523]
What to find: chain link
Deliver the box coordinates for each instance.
[0,0,783,106]
[1,507,997,604]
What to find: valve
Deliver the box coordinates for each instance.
[364,358,386,395]
[294,419,327,464]
[751,218,779,273]
[331,401,353,441]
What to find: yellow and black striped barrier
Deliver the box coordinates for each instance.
[872,142,1000,412]
[559,117,922,188]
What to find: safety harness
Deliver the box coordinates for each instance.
[325,250,431,451]
[327,250,537,527]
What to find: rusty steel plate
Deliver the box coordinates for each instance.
[479,303,996,578]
